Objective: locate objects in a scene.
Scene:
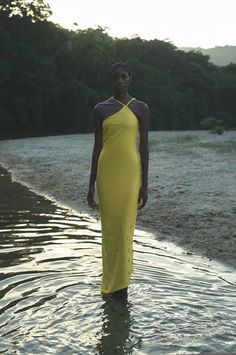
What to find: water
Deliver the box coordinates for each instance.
[0,130,235,267]
[0,166,236,354]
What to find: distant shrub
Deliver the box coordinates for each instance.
[200,117,223,129]
[210,125,224,135]
[200,117,225,135]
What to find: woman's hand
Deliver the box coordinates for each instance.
[138,185,148,209]
[87,185,98,209]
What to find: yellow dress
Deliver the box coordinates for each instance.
[96,97,142,294]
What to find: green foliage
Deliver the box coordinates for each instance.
[0,12,236,138]
[0,0,52,21]
[200,117,225,135]
[200,117,224,129]
[210,126,224,135]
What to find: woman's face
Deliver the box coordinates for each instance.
[110,67,131,93]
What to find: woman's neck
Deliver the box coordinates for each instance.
[112,92,131,102]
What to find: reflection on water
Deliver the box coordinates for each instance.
[0,165,236,354]
[96,299,132,354]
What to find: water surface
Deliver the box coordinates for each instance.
[0,166,236,354]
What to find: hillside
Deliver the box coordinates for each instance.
[179,45,236,66]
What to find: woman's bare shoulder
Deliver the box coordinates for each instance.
[93,99,113,120]
[94,98,112,112]
[134,99,149,117]
[135,99,149,111]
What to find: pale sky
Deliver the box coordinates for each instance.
[47,0,236,48]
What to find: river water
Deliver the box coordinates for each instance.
[0,166,235,354]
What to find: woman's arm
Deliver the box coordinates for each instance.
[138,103,149,209]
[87,106,103,208]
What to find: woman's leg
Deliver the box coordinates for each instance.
[112,287,128,300]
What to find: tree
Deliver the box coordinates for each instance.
[0,13,236,138]
[0,0,52,21]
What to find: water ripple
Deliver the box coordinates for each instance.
[0,166,236,354]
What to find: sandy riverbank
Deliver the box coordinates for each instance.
[0,130,235,268]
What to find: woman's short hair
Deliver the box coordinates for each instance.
[109,62,132,76]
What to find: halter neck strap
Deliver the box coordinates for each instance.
[111,97,136,107]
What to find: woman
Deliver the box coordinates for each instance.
[87,62,149,301]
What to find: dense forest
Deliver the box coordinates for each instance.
[0,0,236,139]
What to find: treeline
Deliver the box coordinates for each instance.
[0,1,236,139]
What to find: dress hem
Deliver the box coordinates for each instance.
[101,283,130,295]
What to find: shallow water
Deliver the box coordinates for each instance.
[0,130,235,267]
[0,166,236,354]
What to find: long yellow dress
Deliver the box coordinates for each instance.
[96,97,142,294]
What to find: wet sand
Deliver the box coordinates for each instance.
[1,163,236,354]
[0,130,236,268]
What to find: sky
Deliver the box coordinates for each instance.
[47,0,236,48]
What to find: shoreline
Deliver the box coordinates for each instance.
[0,131,235,268]
[1,160,234,273]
